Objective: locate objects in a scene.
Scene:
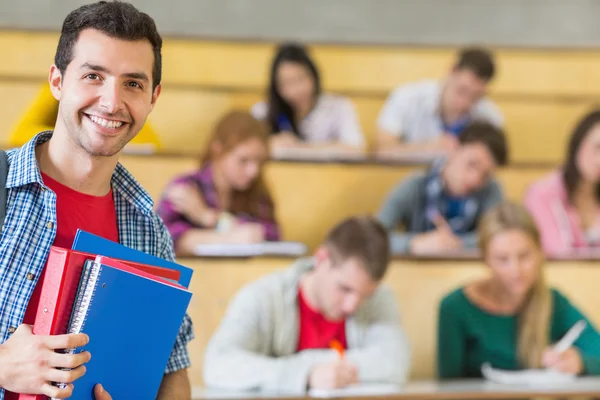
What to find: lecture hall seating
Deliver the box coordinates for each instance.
[2,31,600,162]
[3,31,600,390]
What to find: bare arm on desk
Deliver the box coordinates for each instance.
[157,369,191,400]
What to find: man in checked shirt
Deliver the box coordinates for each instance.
[0,1,193,399]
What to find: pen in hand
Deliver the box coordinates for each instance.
[553,320,587,354]
[330,339,345,359]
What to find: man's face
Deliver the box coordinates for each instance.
[314,249,379,321]
[49,28,160,157]
[444,142,497,197]
[442,68,488,118]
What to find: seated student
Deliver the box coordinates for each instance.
[525,110,600,256]
[375,47,503,158]
[157,111,280,256]
[251,43,366,156]
[203,216,410,393]
[438,201,600,379]
[377,121,507,254]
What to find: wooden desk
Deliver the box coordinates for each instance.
[192,378,600,399]
[182,257,600,386]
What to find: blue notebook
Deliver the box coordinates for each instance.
[71,229,193,289]
[63,256,192,400]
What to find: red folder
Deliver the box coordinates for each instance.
[17,246,181,400]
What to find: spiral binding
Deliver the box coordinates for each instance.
[51,259,103,400]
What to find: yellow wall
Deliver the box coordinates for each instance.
[3,31,600,162]
[184,257,600,386]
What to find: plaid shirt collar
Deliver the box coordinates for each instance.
[425,158,479,233]
[8,131,154,215]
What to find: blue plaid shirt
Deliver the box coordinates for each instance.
[0,132,193,399]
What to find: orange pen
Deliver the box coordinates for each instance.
[329,339,345,359]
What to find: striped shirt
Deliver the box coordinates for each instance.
[0,132,193,400]
[157,164,280,246]
[251,93,365,147]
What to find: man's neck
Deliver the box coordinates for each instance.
[36,131,119,196]
[439,84,463,125]
[299,270,321,312]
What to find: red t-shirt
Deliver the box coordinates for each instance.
[296,286,347,352]
[5,173,119,399]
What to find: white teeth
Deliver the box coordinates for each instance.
[89,115,124,129]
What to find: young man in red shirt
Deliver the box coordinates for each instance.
[203,216,410,393]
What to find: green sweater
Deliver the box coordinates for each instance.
[438,287,600,379]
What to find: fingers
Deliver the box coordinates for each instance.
[94,384,113,400]
[339,363,358,387]
[43,333,89,350]
[15,324,34,335]
[432,213,451,232]
[541,349,560,368]
[41,382,74,399]
[50,351,92,369]
[46,365,87,384]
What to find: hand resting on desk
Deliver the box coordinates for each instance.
[308,359,358,390]
[542,347,584,375]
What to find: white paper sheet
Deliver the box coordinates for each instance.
[194,241,308,257]
[271,147,367,162]
[308,383,402,398]
[481,362,576,386]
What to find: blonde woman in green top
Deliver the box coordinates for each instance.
[437,201,600,379]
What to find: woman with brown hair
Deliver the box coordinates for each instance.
[157,111,280,256]
[437,201,600,379]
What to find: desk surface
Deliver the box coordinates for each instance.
[192,378,600,399]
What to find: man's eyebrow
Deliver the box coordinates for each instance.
[80,63,149,82]
[80,62,109,72]
[123,72,149,82]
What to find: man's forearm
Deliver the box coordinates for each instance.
[157,369,191,400]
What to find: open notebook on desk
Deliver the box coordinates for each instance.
[193,241,308,257]
[271,147,368,162]
[309,383,402,398]
[481,362,576,386]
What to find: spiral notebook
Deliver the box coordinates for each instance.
[54,255,192,400]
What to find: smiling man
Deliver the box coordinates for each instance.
[0,2,193,400]
[203,216,410,393]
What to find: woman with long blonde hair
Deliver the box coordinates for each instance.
[437,201,600,378]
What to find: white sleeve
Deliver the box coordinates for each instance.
[251,102,268,121]
[335,97,365,147]
[376,86,412,138]
[473,98,504,128]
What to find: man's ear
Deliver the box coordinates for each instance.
[48,65,63,101]
[150,83,162,110]
[314,246,331,270]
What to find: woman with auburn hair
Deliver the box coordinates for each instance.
[157,111,280,256]
[437,201,600,379]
